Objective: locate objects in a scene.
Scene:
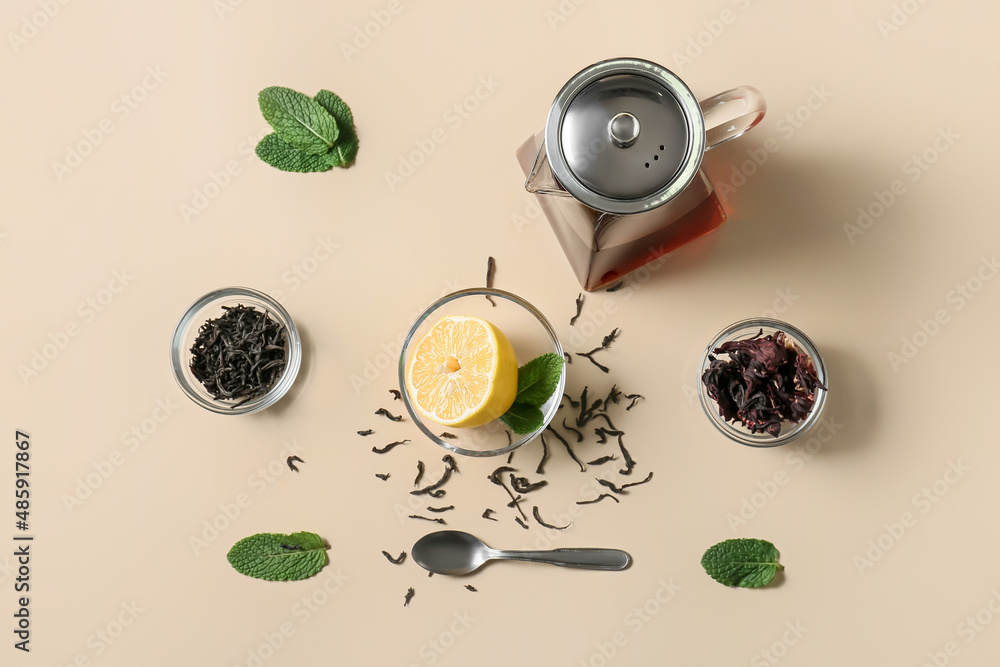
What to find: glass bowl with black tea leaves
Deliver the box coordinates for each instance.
[399,288,566,457]
[170,287,302,415]
[698,318,827,447]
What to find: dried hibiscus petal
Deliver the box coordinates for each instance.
[702,329,825,437]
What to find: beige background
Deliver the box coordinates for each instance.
[3,0,999,665]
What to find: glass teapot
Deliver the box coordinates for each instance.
[516,57,765,291]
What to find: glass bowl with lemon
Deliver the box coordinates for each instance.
[398,288,566,457]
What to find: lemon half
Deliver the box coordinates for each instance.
[406,315,517,428]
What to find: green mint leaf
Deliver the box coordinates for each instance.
[514,353,564,406]
[255,133,333,173]
[258,86,339,155]
[500,402,544,434]
[227,531,329,581]
[314,90,358,167]
[701,538,783,588]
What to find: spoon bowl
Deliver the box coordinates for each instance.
[411,530,632,576]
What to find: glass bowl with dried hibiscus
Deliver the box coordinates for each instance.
[699,318,827,447]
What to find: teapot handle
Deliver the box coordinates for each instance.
[700,86,766,150]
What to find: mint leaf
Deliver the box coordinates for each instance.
[314,90,358,167]
[227,531,329,581]
[255,133,333,173]
[500,402,543,434]
[514,353,564,406]
[258,86,338,155]
[701,538,783,588]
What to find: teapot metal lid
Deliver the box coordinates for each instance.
[544,58,706,215]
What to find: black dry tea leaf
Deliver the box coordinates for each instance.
[404,588,415,607]
[488,465,526,520]
[532,506,570,530]
[536,433,550,475]
[426,505,455,513]
[617,435,636,476]
[546,425,585,473]
[576,350,609,373]
[577,493,620,505]
[570,293,584,325]
[389,389,402,401]
[413,461,425,487]
[563,392,581,409]
[482,509,498,521]
[562,418,584,443]
[586,455,617,466]
[375,408,404,422]
[563,352,573,365]
[701,329,826,437]
[357,429,374,436]
[514,517,529,530]
[411,455,458,496]
[510,474,548,494]
[439,432,457,439]
[465,585,478,592]
[485,256,497,306]
[382,551,406,565]
[189,304,287,406]
[375,473,390,481]
[409,515,446,525]
[598,472,653,495]
[604,384,622,406]
[594,427,623,444]
[372,439,410,454]
[625,393,644,411]
[286,455,304,472]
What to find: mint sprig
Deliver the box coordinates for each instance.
[500,353,564,434]
[701,538,783,588]
[255,87,358,173]
[227,531,330,581]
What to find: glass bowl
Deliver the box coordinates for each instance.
[169,287,302,415]
[698,317,828,447]
[398,288,566,457]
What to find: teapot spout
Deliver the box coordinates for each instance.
[524,135,572,197]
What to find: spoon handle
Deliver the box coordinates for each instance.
[490,548,631,570]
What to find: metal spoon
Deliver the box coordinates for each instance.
[411,530,632,575]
